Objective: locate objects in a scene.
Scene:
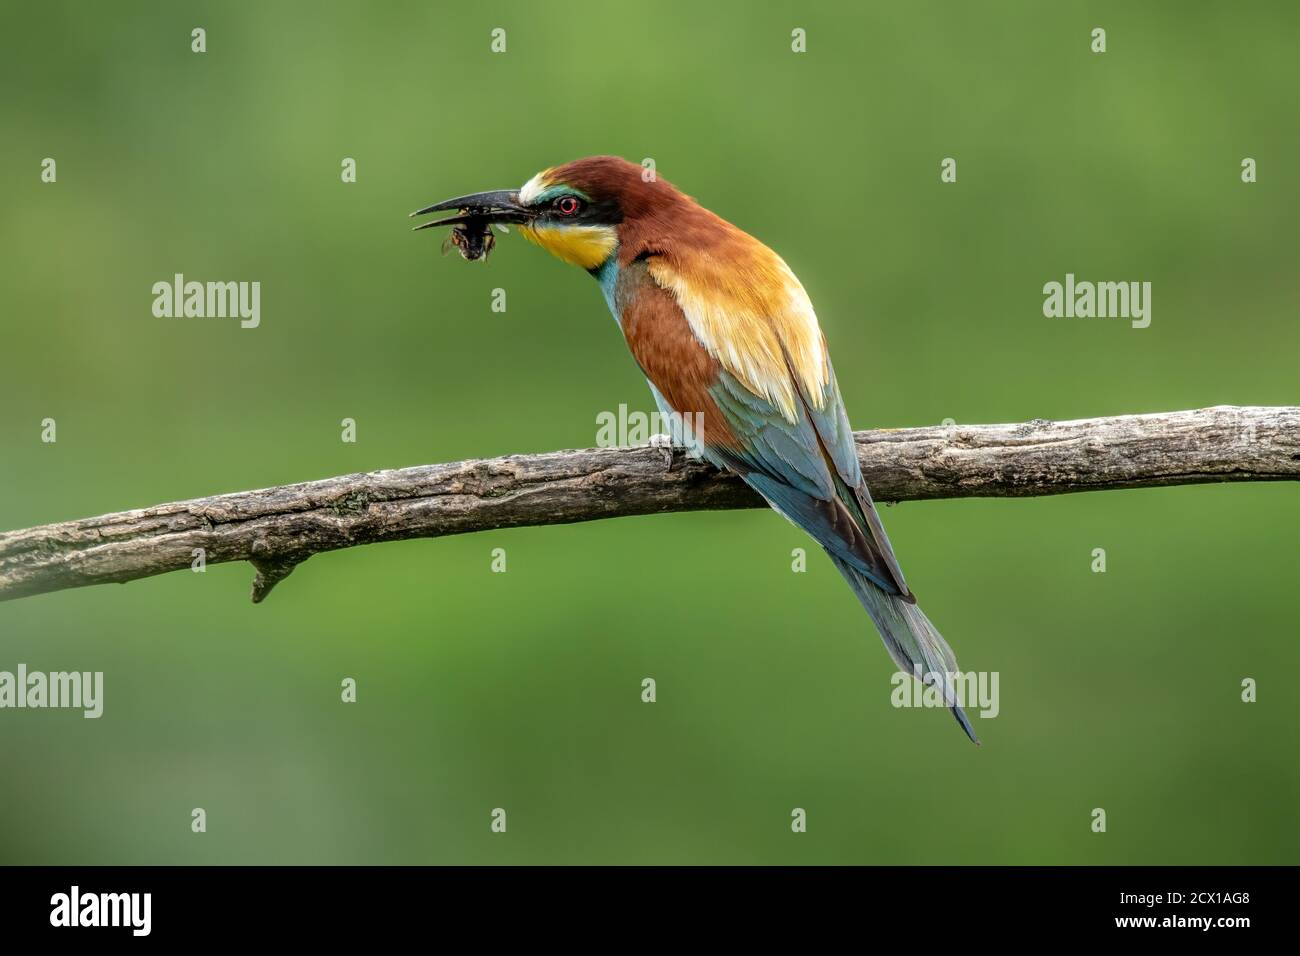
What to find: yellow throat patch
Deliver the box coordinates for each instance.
[518,223,618,270]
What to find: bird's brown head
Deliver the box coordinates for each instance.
[411,155,683,271]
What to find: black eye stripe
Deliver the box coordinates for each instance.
[542,195,622,225]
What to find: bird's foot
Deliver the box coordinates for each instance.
[647,433,677,472]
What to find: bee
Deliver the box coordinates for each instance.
[441,212,497,262]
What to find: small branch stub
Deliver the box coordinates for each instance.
[249,555,306,604]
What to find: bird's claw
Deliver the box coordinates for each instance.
[648,433,676,472]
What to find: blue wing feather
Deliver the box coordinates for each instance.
[698,364,908,598]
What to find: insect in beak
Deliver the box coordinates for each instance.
[410,189,533,262]
[439,215,496,262]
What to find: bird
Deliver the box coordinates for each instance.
[412,156,977,742]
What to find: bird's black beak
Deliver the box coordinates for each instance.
[409,189,534,231]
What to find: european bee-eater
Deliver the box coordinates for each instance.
[413,156,976,742]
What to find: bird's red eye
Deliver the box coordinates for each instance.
[554,196,581,216]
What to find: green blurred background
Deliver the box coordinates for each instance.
[1,1,1296,864]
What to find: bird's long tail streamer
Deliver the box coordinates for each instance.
[830,556,979,744]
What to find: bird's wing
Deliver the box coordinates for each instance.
[790,351,911,598]
[710,358,911,598]
[618,250,910,597]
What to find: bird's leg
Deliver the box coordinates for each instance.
[647,433,677,472]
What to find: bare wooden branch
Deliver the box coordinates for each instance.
[1,405,1296,603]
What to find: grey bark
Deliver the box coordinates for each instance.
[1,405,1295,604]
